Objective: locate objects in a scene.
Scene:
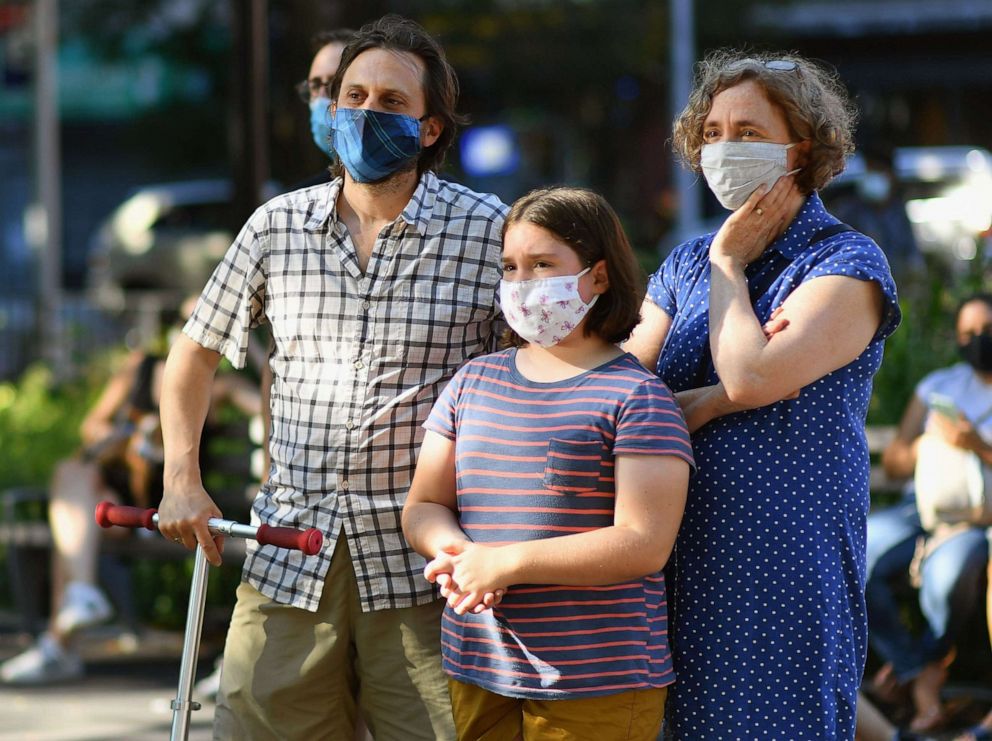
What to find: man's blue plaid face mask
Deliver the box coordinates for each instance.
[331,107,424,183]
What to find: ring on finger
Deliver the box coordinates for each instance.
[755,207,764,216]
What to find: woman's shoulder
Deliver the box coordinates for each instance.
[649,232,716,290]
[807,221,888,265]
[668,231,717,262]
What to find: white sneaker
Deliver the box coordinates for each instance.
[0,634,84,685]
[54,581,114,635]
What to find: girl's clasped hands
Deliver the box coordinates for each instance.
[423,540,507,616]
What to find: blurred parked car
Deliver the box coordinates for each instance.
[87,179,279,308]
[825,146,992,264]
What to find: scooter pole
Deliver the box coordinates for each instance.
[95,502,323,741]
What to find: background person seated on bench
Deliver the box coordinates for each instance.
[864,293,992,734]
[1,310,261,685]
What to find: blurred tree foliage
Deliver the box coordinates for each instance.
[0,355,119,491]
[868,256,988,426]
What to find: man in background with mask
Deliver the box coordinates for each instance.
[292,28,355,189]
[156,14,505,740]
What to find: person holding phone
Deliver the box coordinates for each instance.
[867,293,992,734]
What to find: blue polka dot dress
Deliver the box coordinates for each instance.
[647,193,901,739]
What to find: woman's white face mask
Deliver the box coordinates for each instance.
[701,141,800,211]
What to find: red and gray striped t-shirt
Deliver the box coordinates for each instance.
[424,347,694,699]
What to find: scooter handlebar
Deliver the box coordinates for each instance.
[95,501,156,530]
[94,502,324,555]
[256,524,324,556]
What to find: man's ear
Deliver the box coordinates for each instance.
[421,116,443,148]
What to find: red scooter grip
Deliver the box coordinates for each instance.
[255,525,323,555]
[95,501,157,531]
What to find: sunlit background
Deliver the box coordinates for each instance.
[3,0,992,377]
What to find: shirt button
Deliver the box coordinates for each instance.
[340,480,349,491]
[361,300,371,311]
[354,359,364,370]
[345,420,354,431]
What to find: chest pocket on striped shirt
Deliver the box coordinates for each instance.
[543,438,605,493]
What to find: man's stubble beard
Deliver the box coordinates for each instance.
[360,157,420,196]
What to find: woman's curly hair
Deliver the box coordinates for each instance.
[672,49,858,194]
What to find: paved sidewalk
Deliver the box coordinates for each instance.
[0,626,220,741]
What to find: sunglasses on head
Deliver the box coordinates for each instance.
[727,58,799,73]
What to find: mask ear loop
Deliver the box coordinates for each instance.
[785,141,804,176]
[577,264,605,312]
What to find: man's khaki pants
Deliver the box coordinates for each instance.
[214,537,454,740]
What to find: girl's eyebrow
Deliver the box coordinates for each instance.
[504,251,558,261]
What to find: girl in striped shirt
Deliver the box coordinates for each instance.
[402,186,693,740]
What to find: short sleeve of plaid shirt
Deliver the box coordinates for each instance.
[183,172,507,612]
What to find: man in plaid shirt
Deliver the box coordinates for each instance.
[158,15,505,740]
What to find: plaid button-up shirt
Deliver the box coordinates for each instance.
[184,172,507,612]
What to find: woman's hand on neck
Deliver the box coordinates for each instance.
[710,176,804,270]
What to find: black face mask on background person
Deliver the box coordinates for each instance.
[959,332,992,373]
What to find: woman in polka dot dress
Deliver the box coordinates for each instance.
[626,49,902,739]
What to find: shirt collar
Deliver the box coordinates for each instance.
[303,177,343,231]
[302,171,439,236]
[399,171,439,236]
[768,192,837,259]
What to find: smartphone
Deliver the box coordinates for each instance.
[928,393,960,420]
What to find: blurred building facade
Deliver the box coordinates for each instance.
[749,0,992,152]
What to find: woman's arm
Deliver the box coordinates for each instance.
[429,453,690,614]
[881,395,927,480]
[709,267,882,408]
[626,303,725,430]
[634,302,798,432]
[676,378,799,433]
[676,385,742,433]
[624,299,672,371]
